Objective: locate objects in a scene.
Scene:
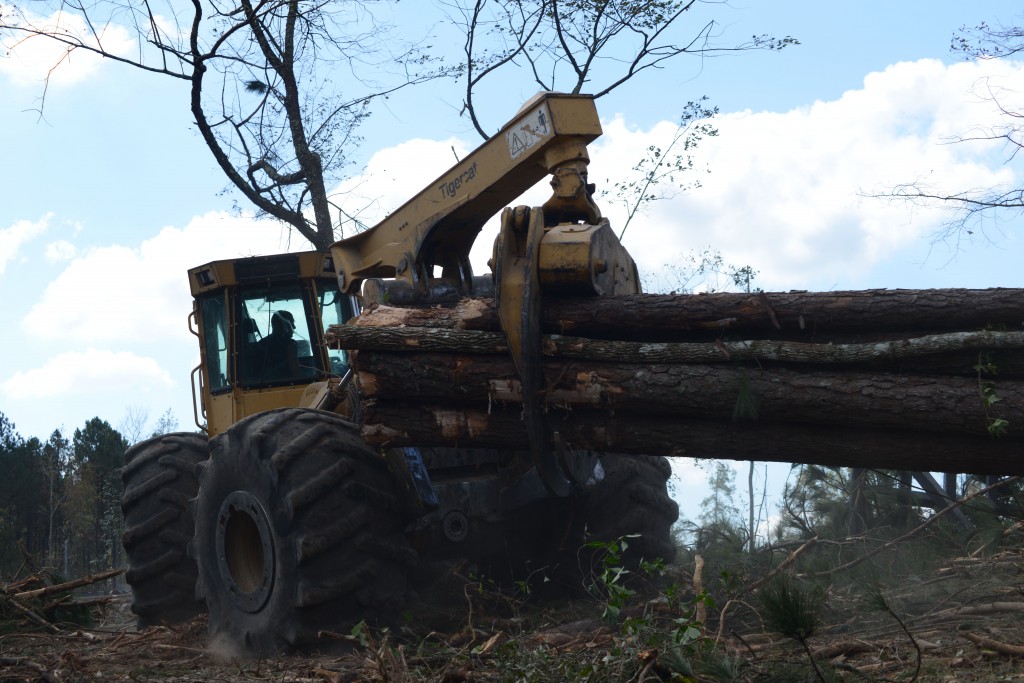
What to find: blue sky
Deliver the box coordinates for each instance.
[2,2,1023,524]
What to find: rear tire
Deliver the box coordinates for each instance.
[121,432,209,627]
[190,408,416,656]
[566,454,679,583]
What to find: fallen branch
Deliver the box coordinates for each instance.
[939,602,1024,618]
[812,639,876,660]
[13,568,123,600]
[6,598,60,633]
[962,632,1024,656]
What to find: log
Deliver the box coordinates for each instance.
[346,288,1024,340]
[331,288,1024,474]
[330,325,1024,375]
[352,351,1023,437]
[359,403,1024,475]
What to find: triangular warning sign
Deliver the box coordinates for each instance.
[509,132,525,157]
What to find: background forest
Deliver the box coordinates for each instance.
[4,403,1021,585]
[0,411,177,581]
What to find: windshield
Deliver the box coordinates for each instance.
[237,284,318,386]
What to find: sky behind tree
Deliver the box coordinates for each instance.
[2,2,1022,522]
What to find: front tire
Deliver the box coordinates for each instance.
[121,432,209,627]
[190,409,416,656]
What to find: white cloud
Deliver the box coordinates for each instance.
[0,9,135,87]
[45,239,77,263]
[2,348,174,399]
[0,214,50,274]
[329,58,1022,293]
[594,58,1023,291]
[21,211,298,344]
[331,137,474,236]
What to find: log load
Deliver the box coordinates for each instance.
[326,288,1024,475]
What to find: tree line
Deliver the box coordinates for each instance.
[0,411,178,581]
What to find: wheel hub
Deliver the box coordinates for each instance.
[216,491,275,613]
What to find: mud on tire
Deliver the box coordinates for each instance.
[121,432,209,628]
[189,408,417,657]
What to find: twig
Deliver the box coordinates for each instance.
[714,599,761,645]
[152,643,211,654]
[635,657,657,683]
[749,537,818,592]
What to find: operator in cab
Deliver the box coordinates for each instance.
[254,310,301,381]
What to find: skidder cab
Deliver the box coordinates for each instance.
[187,251,358,436]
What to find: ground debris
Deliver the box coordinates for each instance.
[3,549,1024,681]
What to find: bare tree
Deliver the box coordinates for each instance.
[446,0,797,139]
[600,97,717,240]
[884,19,1023,242]
[1,1,444,249]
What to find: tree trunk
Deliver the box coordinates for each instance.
[349,287,1024,339]
[330,287,1024,476]
[352,350,1022,438]
[332,324,1024,377]
[359,403,1024,475]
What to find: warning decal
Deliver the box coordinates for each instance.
[506,104,552,160]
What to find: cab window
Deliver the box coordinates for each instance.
[316,284,355,376]
[199,293,230,392]
[237,285,318,386]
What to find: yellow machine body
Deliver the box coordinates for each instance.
[187,251,355,437]
[187,93,639,440]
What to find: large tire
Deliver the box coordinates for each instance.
[121,432,209,627]
[572,454,679,576]
[189,408,417,656]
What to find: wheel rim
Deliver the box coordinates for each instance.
[216,491,275,613]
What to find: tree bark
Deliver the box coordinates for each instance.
[333,287,1024,475]
[359,403,1024,475]
[331,325,1024,376]
[352,350,1022,438]
[347,287,1024,340]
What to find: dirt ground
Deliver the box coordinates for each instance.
[3,548,1024,682]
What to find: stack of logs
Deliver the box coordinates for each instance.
[326,288,1024,475]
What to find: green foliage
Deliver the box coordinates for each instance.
[699,461,742,530]
[759,574,830,682]
[760,575,823,642]
[975,352,1010,437]
[779,465,852,540]
[732,374,759,422]
[575,534,722,679]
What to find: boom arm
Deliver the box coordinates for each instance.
[332,93,640,499]
[330,93,603,294]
